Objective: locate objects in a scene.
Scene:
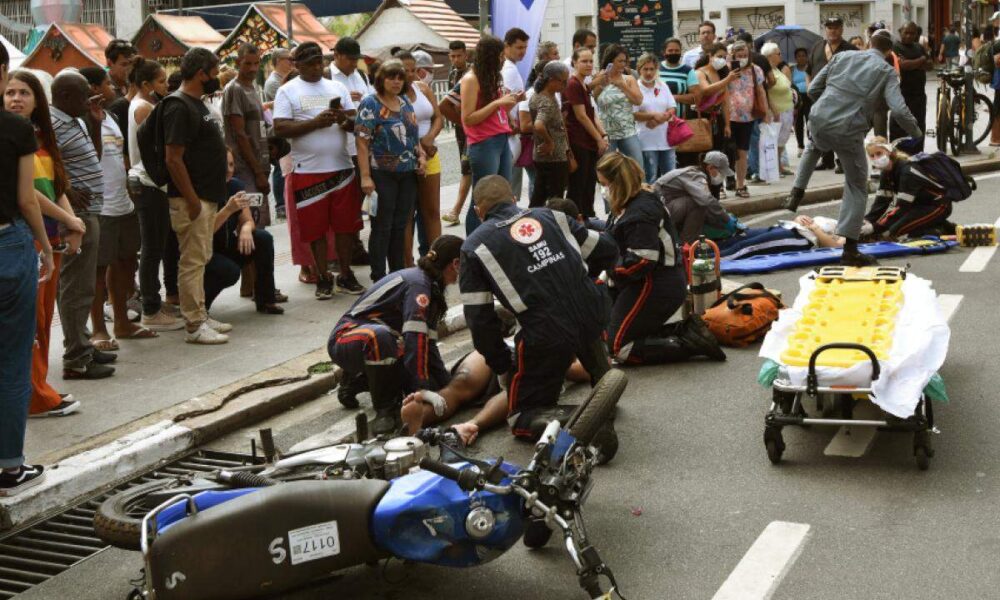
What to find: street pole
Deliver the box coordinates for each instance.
[285,0,294,48]
[699,0,704,23]
[479,0,489,33]
[961,0,979,153]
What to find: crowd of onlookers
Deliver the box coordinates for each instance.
[3,12,1000,496]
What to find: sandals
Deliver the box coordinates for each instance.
[735,187,750,198]
[441,211,460,226]
[117,326,158,340]
[92,338,120,352]
[298,270,318,284]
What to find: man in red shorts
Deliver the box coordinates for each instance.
[273,42,365,298]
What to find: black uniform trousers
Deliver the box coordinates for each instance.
[608,267,687,364]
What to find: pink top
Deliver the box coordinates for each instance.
[463,87,511,145]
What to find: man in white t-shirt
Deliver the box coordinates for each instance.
[682,21,717,69]
[502,28,530,201]
[327,36,374,265]
[273,42,366,299]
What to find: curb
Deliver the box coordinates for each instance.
[721,156,1000,217]
[0,349,340,532]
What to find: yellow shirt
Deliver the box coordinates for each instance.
[768,69,795,114]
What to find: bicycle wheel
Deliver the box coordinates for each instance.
[951,93,995,153]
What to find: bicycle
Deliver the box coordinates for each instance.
[931,67,994,156]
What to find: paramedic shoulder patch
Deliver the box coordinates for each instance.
[510,217,543,245]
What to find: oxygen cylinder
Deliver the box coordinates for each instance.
[687,236,721,316]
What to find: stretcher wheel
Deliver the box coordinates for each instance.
[913,430,934,471]
[764,427,785,465]
[773,390,795,415]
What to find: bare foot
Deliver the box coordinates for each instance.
[452,422,479,446]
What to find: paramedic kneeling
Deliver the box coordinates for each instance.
[454,175,618,443]
[864,137,955,240]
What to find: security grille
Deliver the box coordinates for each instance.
[0,0,31,49]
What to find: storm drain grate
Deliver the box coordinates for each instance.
[0,450,258,599]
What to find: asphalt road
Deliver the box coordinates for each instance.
[20,174,1000,600]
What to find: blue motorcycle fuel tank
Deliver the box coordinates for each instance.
[372,461,524,567]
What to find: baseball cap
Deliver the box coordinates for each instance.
[412,49,443,70]
[334,37,362,59]
[824,17,844,27]
[291,42,324,64]
[703,151,735,177]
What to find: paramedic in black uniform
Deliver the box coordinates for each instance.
[453,175,619,444]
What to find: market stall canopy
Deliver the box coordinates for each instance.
[356,0,480,53]
[1,33,26,70]
[753,25,822,64]
[132,14,225,61]
[215,2,339,60]
[21,22,114,76]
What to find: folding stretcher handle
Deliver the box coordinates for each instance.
[806,343,881,397]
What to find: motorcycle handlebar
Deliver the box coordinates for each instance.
[419,457,482,492]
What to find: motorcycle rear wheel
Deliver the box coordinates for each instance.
[94,479,189,550]
[566,369,627,447]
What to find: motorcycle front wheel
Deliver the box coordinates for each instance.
[565,369,627,447]
[94,479,193,550]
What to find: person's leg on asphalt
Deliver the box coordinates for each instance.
[30,244,63,414]
[169,199,218,334]
[747,120,761,179]
[401,351,493,434]
[59,213,102,376]
[89,261,112,347]
[164,228,180,306]
[389,172,417,275]
[368,169,398,282]
[203,252,241,310]
[109,213,143,338]
[787,135,825,211]
[465,135,504,235]
[510,162,524,203]
[718,226,811,259]
[567,144,598,218]
[136,185,167,317]
[245,229,281,311]
[0,221,42,489]
[885,201,952,239]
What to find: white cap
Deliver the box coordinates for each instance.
[991,11,1000,22]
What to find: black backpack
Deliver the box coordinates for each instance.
[907,152,976,203]
[136,92,203,188]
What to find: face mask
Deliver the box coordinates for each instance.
[710,174,725,186]
[711,57,728,70]
[665,53,681,65]
[641,75,657,84]
[871,154,891,170]
[739,57,749,68]
[421,72,434,86]
[202,75,221,95]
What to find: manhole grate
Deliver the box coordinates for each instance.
[0,450,258,599]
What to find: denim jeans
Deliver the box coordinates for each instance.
[0,221,38,468]
[369,170,417,282]
[609,135,644,166]
[642,149,677,183]
[204,230,277,309]
[466,133,512,235]
[747,119,762,177]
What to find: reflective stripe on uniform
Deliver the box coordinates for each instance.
[350,274,404,316]
[658,224,676,266]
[474,244,529,313]
[402,320,428,334]
[897,192,915,203]
[580,229,600,259]
[551,210,583,258]
[461,291,494,305]
[629,247,659,260]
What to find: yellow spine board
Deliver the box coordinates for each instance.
[780,274,903,368]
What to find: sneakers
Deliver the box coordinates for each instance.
[335,273,366,295]
[186,322,229,345]
[104,302,140,323]
[784,187,805,213]
[206,317,233,333]
[92,349,117,364]
[0,464,45,497]
[142,309,185,331]
[63,362,115,380]
[315,275,334,300]
[840,247,880,267]
[30,398,80,418]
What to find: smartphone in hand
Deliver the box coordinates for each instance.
[245,193,264,208]
[329,97,342,110]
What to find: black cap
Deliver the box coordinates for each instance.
[824,17,844,27]
[334,37,362,59]
[292,42,324,64]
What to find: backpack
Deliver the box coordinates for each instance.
[136,92,202,188]
[907,152,976,203]
[702,283,783,347]
[974,40,996,82]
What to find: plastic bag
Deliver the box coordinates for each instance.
[758,122,780,183]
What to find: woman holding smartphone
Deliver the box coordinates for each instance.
[591,44,644,166]
[724,41,769,198]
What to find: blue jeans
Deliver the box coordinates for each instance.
[0,221,38,468]
[609,135,643,167]
[642,149,677,183]
[747,120,762,177]
[369,170,418,282]
[466,133,512,235]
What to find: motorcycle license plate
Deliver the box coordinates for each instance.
[288,520,341,565]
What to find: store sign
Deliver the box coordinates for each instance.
[597,0,673,64]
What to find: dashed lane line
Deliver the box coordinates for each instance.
[959,216,1000,273]
[711,521,812,600]
[822,293,963,458]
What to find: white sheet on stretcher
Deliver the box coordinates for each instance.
[759,273,950,418]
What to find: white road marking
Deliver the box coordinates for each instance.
[958,217,1000,273]
[937,294,963,323]
[712,521,812,600]
[973,172,1000,181]
[823,401,881,457]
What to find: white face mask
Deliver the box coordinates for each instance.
[421,72,434,86]
[871,154,891,170]
[710,174,725,186]
[641,74,657,84]
[711,57,728,70]
[739,57,749,68]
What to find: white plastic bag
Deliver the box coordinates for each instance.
[758,122,780,183]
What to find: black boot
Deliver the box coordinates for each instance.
[677,315,727,361]
[363,363,403,436]
[840,238,879,267]
[628,336,694,363]
[784,187,805,212]
[337,371,367,409]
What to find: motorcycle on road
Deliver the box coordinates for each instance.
[101,370,628,600]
